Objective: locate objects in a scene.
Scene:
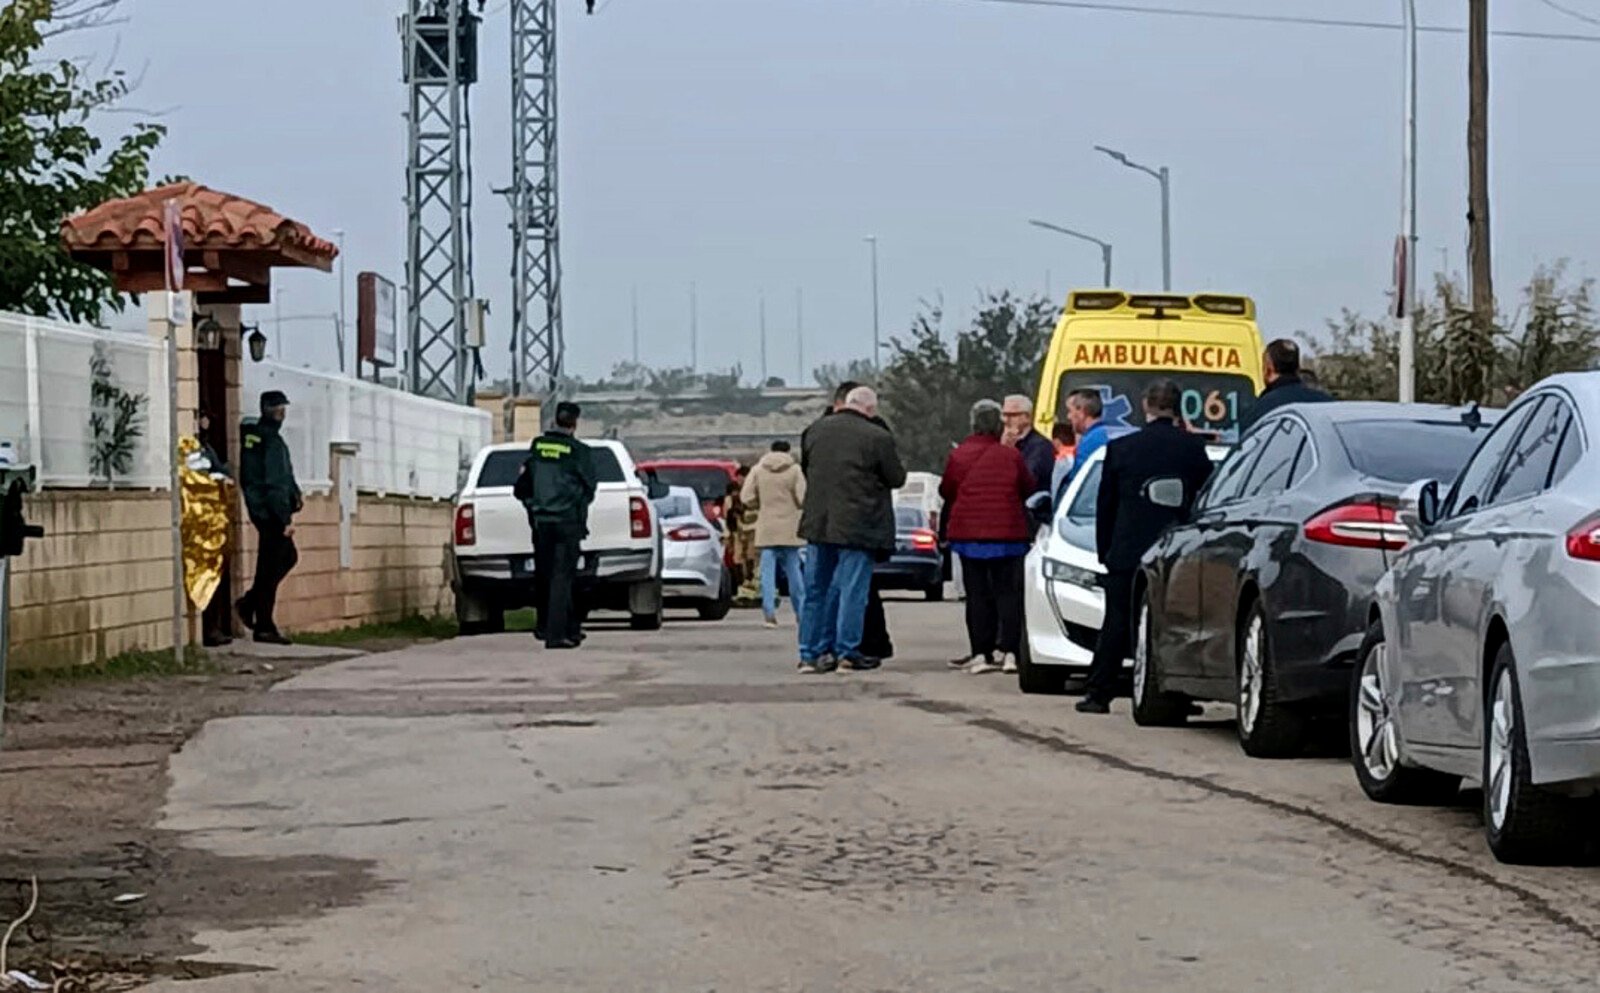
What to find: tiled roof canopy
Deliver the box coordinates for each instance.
[61,182,338,304]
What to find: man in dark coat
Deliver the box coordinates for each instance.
[1079,379,1214,714]
[514,401,598,649]
[1241,338,1332,432]
[1001,394,1055,496]
[237,390,302,644]
[798,385,907,673]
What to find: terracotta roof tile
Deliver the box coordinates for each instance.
[60,182,338,269]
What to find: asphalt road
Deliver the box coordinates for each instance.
[148,600,1600,992]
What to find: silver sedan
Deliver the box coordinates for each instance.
[654,486,733,621]
[1352,373,1600,863]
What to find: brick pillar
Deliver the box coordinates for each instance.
[145,292,198,441]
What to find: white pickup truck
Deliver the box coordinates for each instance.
[449,439,665,634]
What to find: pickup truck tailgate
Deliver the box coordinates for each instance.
[584,482,638,549]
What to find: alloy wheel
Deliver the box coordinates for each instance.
[1238,615,1265,734]
[1355,643,1399,782]
[1487,668,1514,832]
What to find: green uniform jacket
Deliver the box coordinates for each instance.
[514,430,598,534]
[239,417,302,528]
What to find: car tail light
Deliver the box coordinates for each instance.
[1566,512,1600,561]
[1304,500,1407,551]
[454,503,476,546]
[910,528,938,551]
[630,497,651,539]
[668,524,713,542]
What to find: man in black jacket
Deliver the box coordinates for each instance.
[237,391,302,645]
[1079,380,1214,714]
[515,402,598,649]
[798,385,907,673]
[1241,339,1332,432]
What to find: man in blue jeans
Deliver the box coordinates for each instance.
[797,385,907,673]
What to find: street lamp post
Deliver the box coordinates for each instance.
[1398,0,1419,403]
[1094,145,1172,291]
[1028,219,1113,287]
[865,235,881,373]
[333,229,348,374]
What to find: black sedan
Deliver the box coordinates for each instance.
[1131,402,1497,758]
[875,506,945,600]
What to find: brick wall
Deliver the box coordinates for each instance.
[7,485,454,671]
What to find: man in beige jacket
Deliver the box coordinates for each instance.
[741,440,807,627]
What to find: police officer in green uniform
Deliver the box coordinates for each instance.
[514,401,597,649]
[237,390,302,645]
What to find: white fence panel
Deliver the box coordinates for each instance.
[244,361,489,500]
[0,311,169,489]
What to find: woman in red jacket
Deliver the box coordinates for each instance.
[940,399,1035,675]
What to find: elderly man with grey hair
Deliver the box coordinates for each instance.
[797,384,907,673]
[1001,393,1055,498]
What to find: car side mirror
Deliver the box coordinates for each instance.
[1144,477,1186,510]
[1397,479,1441,538]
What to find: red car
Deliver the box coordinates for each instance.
[636,459,740,523]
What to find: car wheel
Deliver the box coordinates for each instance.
[1015,623,1067,695]
[698,571,735,621]
[925,581,945,602]
[455,592,504,637]
[1131,591,1188,726]
[1349,621,1460,804]
[1484,643,1585,864]
[1235,601,1307,758]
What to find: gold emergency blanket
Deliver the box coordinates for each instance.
[178,436,230,610]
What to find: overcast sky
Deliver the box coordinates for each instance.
[68,0,1600,382]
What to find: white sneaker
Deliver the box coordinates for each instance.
[764,617,780,629]
[1000,653,1019,674]
[967,656,1003,674]
[949,654,983,670]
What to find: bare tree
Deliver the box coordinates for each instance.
[39,0,129,37]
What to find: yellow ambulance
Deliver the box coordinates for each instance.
[1033,291,1266,445]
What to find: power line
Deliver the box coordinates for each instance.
[1534,0,1600,29]
[942,0,1600,43]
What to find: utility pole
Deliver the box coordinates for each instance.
[689,281,698,371]
[795,288,804,386]
[1398,0,1419,403]
[630,283,639,365]
[1467,0,1495,364]
[865,235,881,373]
[759,292,768,384]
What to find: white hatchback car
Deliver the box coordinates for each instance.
[1019,440,1224,694]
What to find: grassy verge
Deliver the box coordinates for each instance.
[6,646,215,701]
[296,614,459,647]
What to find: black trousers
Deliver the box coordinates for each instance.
[860,578,893,661]
[243,523,298,633]
[961,555,1024,658]
[1087,569,1136,702]
[533,521,584,646]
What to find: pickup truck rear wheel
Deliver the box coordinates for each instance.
[455,591,504,636]
[630,580,665,631]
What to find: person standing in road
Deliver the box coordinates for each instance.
[1241,338,1332,431]
[237,390,302,645]
[798,385,906,673]
[941,400,1034,674]
[742,440,807,628]
[515,401,598,650]
[1001,394,1055,496]
[1051,389,1110,508]
[1079,380,1214,714]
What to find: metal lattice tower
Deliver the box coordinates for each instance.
[403,0,476,402]
[508,0,563,398]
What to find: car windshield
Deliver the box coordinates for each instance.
[1334,419,1492,483]
[478,447,624,487]
[1066,461,1104,521]
[895,507,927,530]
[649,466,731,502]
[1058,370,1257,445]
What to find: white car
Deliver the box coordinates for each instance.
[1018,440,1226,694]
[449,439,664,634]
[654,485,733,620]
